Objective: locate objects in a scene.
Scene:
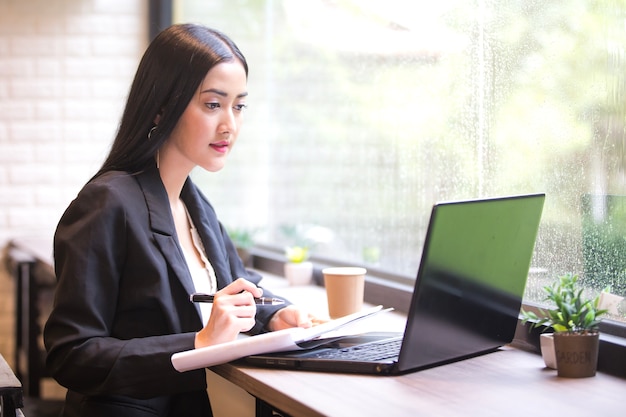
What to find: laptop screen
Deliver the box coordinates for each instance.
[398,194,545,371]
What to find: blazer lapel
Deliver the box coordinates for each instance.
[180,180,232,289]
[135,166,201,317]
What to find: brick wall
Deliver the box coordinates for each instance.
[0,0,148,245]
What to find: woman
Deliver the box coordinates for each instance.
[44,23,315,417]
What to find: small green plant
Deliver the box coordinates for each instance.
[227,227,258,249]
[285,246,309,263]
[521,273,608,334]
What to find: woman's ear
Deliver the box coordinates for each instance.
[153,110,163,125]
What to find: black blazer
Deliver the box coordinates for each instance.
[44,165,284,417]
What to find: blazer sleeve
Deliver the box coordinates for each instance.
[43,177,207,399]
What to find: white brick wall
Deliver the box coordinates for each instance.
[0,0,148,245]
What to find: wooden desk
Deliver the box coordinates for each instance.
[211,347,624,417]
[210,277,626,417]
[0,354,24,417]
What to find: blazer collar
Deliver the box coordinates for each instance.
[135,165,231,292]
[135,166,198,314]
[179,177,231,289]
[136,165,176,236]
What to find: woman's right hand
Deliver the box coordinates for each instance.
[194,278,263,348]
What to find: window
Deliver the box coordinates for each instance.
[175,0,626,325]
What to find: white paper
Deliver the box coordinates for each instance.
[171,305,388,372]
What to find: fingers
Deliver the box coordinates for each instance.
[268,306,323,331]
[217,277,263,299]
[195,314,255,347]
[294,309,313,328]
[309,314,328,327]
[211,282,258,310]
[194,279,263,348]
[210,292,257,322]
[223,306,256,334]
[195,299,257,348]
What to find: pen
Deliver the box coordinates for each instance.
[189,293,286,305]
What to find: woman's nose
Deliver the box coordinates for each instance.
[219,108,236,135]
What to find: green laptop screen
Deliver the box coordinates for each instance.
[399,193,545,371]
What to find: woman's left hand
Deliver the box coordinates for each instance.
[268,305,327,331]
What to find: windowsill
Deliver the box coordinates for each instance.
[250,247,626,379]
[250,246,415,312]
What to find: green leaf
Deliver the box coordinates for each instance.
[524,273,608,332]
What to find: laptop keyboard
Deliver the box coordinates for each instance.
[309,338,402,361]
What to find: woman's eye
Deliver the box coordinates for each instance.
[205,102,220,110]
[234,104,248,112]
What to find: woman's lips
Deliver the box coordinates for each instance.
[210,141,230,154]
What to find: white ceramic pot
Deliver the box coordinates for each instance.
[540,333,557,369]
[598,291,624,315]
[284,261,313,286]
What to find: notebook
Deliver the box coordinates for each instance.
[244,193,546,375]
[171,304,391,372]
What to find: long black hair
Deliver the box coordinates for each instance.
[93,23,248,179]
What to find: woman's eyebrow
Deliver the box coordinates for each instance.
[200,88,248,98]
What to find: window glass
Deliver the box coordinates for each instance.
[175,0,626,323]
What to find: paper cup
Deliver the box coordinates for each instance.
[322,267,366,319]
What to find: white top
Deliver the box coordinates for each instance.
[181,205,217,323]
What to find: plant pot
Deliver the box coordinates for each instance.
[539,333,556,369]
[284,261,313,286]
[598,291,624,315]
[553,331,600,378]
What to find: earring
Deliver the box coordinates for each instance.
[156,149,160,169]
[148,126,157,140]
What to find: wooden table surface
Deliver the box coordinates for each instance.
[212,343,625,417]
[211,275,626,417]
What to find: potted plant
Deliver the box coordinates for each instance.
[521,273,608,378]
[283,246,313,286]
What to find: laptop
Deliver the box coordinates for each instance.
[244,193,546,375]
